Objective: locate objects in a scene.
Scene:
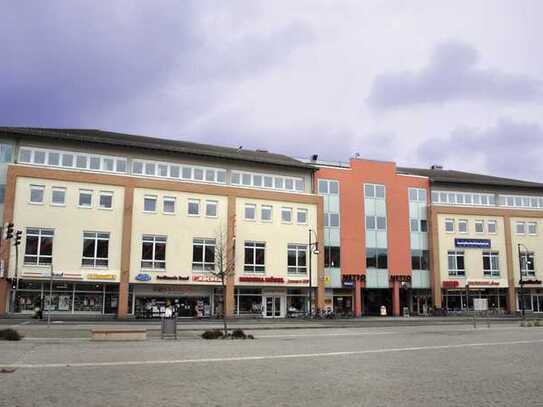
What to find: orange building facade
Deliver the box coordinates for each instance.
[315,158,431,317]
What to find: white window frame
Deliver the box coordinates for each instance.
[187,199,200,216]
[475,220,484,234]
[162,196,176,214]
[281,207,293,223]
[244,203,257,221]
[231,171,304,192]
[296,208,308,225]
[482,251,500,277]
[288,244,308,274]
[24,228,54,266]
[487,220,497,234]
[192,238,216,272]
[527,222,537,235]
[445,218,455,233]
[143,195,157,213]
[244,241,266,273]
[458,219,468,234]
[205,200,218,218]
[515,221,526,235]
[78,189,93,208]
[520,251,536,277]
[261,205,273,222]
[29,185,45,205]
[447,250,465,277]
[51,186,66,206]
[81,232,110,268]
[141,235,167,270]
[98,191,113,210]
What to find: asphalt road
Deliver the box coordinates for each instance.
[1,324,542,407]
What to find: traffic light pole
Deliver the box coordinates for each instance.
[13,241,19,313]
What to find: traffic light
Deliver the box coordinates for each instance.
[15,230,22,246]
[4,223,14,240]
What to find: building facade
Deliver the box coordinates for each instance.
[0,128,324,318]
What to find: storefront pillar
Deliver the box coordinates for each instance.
[392,280,400,316]
[117,281,129,318]
[507,286,516,314]
[224,278,235,317]
[117,185,134,320]
[354,280,362,317]
[0,279,9,315]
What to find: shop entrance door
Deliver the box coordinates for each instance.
[264,296,282,318]
[533,295,543,313]
[413,295,431,315]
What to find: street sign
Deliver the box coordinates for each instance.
[473,298,488,311]
[455,238,491,249]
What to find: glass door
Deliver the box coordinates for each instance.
[263,296,282,318]
[533,295,543,313]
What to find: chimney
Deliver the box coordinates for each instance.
[311,154,318,161]
[430,164,443,170]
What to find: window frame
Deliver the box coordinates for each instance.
[287,244,308,275]
[143,195,158,213]
[24,228,54,266]
[445,218,455,233]
[98,191,113,210]
[244,203,257,221]
[205,200,218,218]
[281,207,293,224]
[192,238,216,272]
[447,250,465,277]
[29,185,45,205]
[51,186,66,206]
[81,231,110,268]
[162,196,176,215]
[78,189,93,209]
[458,219,468,234]
[141,235,167,270]
[296,208,308,225]
[261,205,273,222]
[244,241,266,273]
[482,251,500,277]
[187,198,200,216]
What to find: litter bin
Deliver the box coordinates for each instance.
[402,307,410,317]
[161,317,177,340]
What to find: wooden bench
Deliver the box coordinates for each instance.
[91,329,146,341]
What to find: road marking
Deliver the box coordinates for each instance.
[2,339,543,370]
[257,331,396,338]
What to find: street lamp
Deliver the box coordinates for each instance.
[517,243,531,321]
[308,229,320,317]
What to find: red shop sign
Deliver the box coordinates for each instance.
[442,280,460,289]
[239,276,285,283]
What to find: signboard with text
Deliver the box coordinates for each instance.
[455,238,491,249]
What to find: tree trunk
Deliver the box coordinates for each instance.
[222,274,228,337]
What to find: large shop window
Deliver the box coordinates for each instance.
[192,239,216,272]
[482,251,500,277]
[366,248,388,269]
[141,235,167,269]
[520,251,535,277]
[324,246,341,268]
[288,244,307,274]
[82,232,110,267]
[411,250,429,270]
[447,250,465,277]
[236,288,263,315]
[244,242,265,273]
[24,228,54,265]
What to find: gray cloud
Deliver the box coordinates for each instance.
[417,118,543,182]
[368,41,543,110]
[0,1,313,128]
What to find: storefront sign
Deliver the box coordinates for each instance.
[467,280,500,286]
[287,279,309,284]
[135,273,152,282]
[192,275,222,283]
[87,273,116,281]
[442,280,460,288]
[455,238,491,249]
[239,276,284,283]
[523,279,542,285]
[342,280,354,288]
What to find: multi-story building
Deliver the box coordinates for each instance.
[311,158,431,317]
[0,128,324,318]
[405,166,543,314]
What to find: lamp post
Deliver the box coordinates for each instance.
[517,243,530,321]
[308,229,320,317]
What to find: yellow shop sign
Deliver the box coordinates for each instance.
[87,273,116,281]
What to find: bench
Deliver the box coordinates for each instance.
[91,329,147,341]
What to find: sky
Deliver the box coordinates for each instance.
[1,1,543,181]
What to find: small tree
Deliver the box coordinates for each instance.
[209,226,236,336]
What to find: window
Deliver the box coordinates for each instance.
[158,164,168,177]
[34,150,46,164]
[48,152,60,166]
[375,185,385,199]
[192,239,216,272]
[411,250,429,270]
[409,188,426,202]
[188,199,200,216]
[445,219,454,232]
[475,220,484,233]
[82,232,110,267]
[29,185,45,204]
[99,191,113,209]
[163,197,176,214]
[51,187,66,206]
[329,181,339,194]
[281,207,292,223]
[244,242,265,273]
[24,228,54,265]
[516,221,526,235]
[261,205,273,222]
[288,244,307,274]
[133,161,143,174]
[19,148,32,163]
[206,200,218,217]
[447,250,465,276]
[325,213,340,227]
[520,251,535,277]
[364,184,374,198]
[319,180,328,194]
[143,195,157,212]
[366,216,376,230]
[296,209,308,224]
[76,155,87,169]
[482,251,500,277]
[420,219,428,232]
[528,222,537,235]
[367,216,386,231]
[376,216,387,230]
[245,203,256,220]
[324,246,340,268]
[0,144,12,162]
[366,248,388,269]
[458,219,468,233]
[141,235,166,269]
[145,162,155,176]
[487,220,497,234]
[194,168,204,180]
[410,219,419,232]
[78,189,93,208]
[242,173,251,186]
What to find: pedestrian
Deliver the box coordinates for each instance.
[34,297,43,320]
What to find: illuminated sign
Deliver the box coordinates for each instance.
[192,275,222,283]
[135,273,152,282]
[455,238,491,249]
[239,276,284,283]
[442,280,460,288]
[87,273,116,281]
[287,279,309,284]
[467,280,500,286]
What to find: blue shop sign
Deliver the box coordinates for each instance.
[454,238,491,249]
[135,273,152,282]
[343,280,354,288]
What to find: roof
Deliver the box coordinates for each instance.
[397,166,543,190]
[0,127,313,171]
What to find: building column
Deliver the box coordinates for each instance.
[117,185,134,319]
[392,279,400,316]
[0,279,9,315]
[316,198,325,311]
[354,279,362,317]
[224,195,236,318]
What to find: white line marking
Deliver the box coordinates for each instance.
[2,339,542,370]
[257,331,395,338]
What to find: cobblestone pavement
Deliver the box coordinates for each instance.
[1,324,542,407]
